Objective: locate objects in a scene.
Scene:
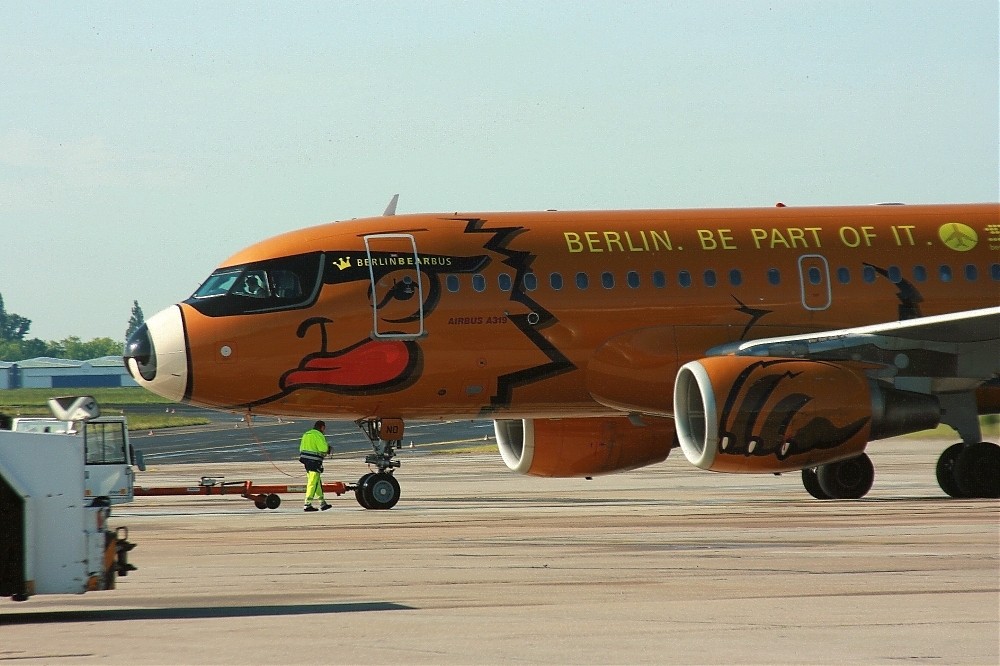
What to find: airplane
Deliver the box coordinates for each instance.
[124,201,1000,508]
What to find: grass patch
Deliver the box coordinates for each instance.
[0,387,203,430]
[2,388,997,439]
[0,387,174,410]
[126,415,211,430]
[901,419,999,440]
[2,408,209,431]
[427,441,498,455]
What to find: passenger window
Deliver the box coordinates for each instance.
[808,267,822,285]
[601,272,615,289]
[913,265,927,282]
[728,269,742,286]
[837,267,850,284]
[627,271,640,288]
[472,274,486,292]
[498,273,512,291]
[863,265,876,283]
[679,270,692,288]
[939,265,952,282]
[523,272,538,291]
[652,271,666,288]
[704,270,717,287]
[767,268,780,285]
[550,272,563,290]
[446,275,460,293]
[964,264,978,281]
[991,264,1000,280]
[576,272,589,289]
[888,266,901,283]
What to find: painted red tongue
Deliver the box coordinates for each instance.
[283,340,411,388]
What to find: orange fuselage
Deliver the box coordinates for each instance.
[170,203,998,420]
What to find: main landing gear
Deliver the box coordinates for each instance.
[935,441,1000,498]
[801,453,876,500]
[799,440,999,500]
[352,418,403,510]
[933,394,1000,499]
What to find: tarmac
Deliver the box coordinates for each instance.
[1,438,998,665]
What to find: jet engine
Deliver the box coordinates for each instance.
[673,356,940,473]
[494,416,674,477]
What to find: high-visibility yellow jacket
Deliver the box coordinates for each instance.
[299,428,329,462]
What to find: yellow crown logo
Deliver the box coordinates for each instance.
[335,257,352,270]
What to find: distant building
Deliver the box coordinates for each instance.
[0,356,136,389]
[0,361,16,390]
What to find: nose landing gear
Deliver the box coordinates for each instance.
[354,418,403,510]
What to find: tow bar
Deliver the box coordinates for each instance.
[133,477,355,510]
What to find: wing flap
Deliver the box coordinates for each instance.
[723,307,1000,389]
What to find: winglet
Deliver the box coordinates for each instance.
[383,194,399,216]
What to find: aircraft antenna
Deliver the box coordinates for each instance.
[383,193,399,216]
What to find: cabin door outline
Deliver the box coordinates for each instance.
[797,254,832,311]
[363,233,425,339]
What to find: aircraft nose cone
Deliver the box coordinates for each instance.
[124,324,156,381]
[123,306,188,402]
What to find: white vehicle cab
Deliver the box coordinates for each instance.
[1,396,137,601]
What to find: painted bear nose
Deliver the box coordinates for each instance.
[122,305,188,402]
[124,324,156,381]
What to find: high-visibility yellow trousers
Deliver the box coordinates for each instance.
[305,470,325,504]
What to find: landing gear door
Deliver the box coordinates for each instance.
[363,233,425,339]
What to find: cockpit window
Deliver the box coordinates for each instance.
[185,252,323,317]
[236,271,270,298]
[192,269,242,298]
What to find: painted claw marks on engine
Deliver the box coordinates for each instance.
[718,359,870,460]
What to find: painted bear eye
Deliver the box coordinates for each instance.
[370,271,438,324]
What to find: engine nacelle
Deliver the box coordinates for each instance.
[494,416,674,477]
[673,356,940,473]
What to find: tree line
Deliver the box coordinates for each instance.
[0,293,144,362]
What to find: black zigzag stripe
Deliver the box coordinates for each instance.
[450,217,576,412]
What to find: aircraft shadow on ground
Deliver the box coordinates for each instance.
[0,601,411,625]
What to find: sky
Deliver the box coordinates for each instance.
[2,1,997,343]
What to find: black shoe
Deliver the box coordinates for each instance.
[304,505,318,512]
[320,503,333,511]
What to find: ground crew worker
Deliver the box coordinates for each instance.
[299,420,332,511]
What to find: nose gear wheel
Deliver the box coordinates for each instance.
[354,419,403,509]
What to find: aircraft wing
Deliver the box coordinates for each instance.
[719,306,1000,393]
